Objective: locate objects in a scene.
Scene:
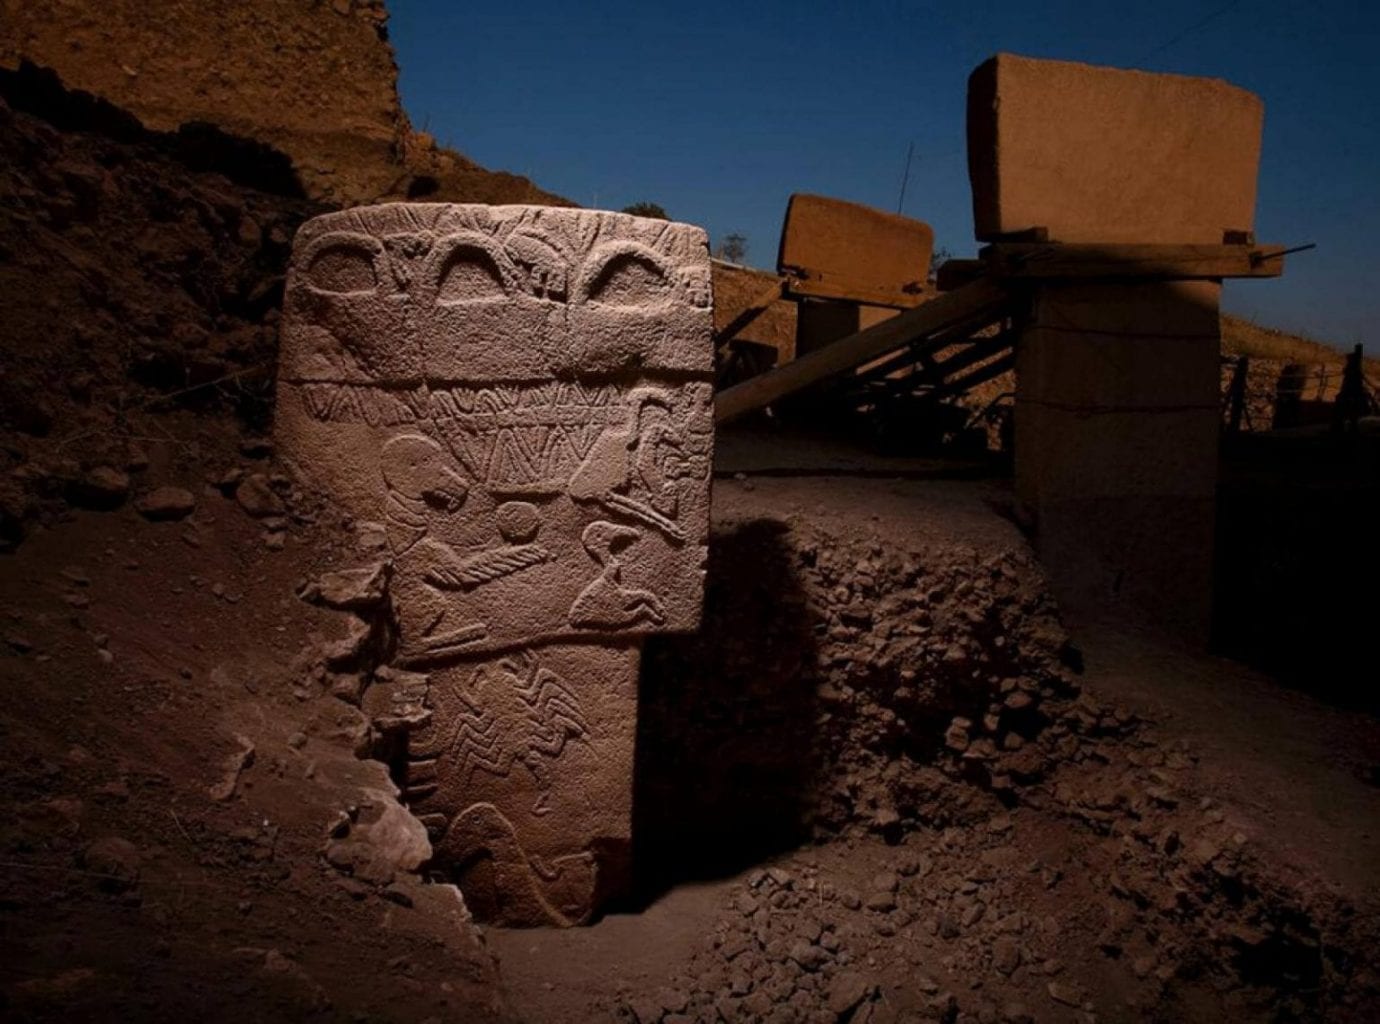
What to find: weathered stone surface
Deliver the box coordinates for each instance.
[967,53,1263,244]
[298,563,391,612]
[1015,282,1221,503]
[405,644,640,925]
[1011,245,1225,645]
[974,53,1255,643]
[277,203,714,924]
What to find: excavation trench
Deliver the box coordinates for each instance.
[312,468,1079,921]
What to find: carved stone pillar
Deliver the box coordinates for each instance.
[277,204,714,924]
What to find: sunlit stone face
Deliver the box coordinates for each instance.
[277,203,714,924]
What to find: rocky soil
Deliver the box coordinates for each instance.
[0,62,321,552]
[597,476,1378,1024]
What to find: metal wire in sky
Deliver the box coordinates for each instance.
[1140,0,1244,61]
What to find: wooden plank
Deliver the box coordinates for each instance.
[981,243,1285,279]
[928,350,1016,399]
[778,194,934,308]
[714,277,1012,424]
[784,271,932,309]
[851,331,1015,403]
[857,349,1015,409]
[848,309,1011,386]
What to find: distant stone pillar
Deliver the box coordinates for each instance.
[276,204,715,924]
[967,53,1265,642]
[779,194,932,359]
[795,300,897,357]
[1014,281,1223,639]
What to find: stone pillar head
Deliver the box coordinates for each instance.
[276,204,715,924]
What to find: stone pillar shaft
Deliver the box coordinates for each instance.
[276,203,714,925]
[1015,281,1221,640]
[967,53,1265,641]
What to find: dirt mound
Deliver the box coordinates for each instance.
[468,472,1380,1024]
[0,67,321,550]
[0,462,508,1022]
[0,1,568,207]
[618,474,1378,1023]
[0,0,403,203]
[637,490,1076,871]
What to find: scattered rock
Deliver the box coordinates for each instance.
[788,940,829,972]
[239,437,273,459]
[208,733,256,801]
[1047,981,1081,1007]
[215,467,245,494]
[135,485,196,521]
[826,971,873,1017]
[82,836,141,892]
[322,776,432,886]
[235,473,284,517]
[60,566,91,587]
[992,935,1021,975]
[298,563,390,612]
[869,871,899,893]
[69,466,130,510]
[864,891,897,913]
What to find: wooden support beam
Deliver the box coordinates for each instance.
[924,349,1017,401]
[848,309,1010,387]
[852,331,1015,404]
[782,270,932,309]
[859,350,1015,410]
[980,242,1286,280]
[714,277,1012,424]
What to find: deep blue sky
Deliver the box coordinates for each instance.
[390,0,1378,352]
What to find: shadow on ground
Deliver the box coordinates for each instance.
[628,518,819,908]
[1215,429,1380,712]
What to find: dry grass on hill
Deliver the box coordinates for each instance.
[1221,313,1373,368]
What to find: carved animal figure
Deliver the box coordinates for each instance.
[569,521,667,629]
[568,388,694,544]
[434,801,598,927]
[440,653,590,815]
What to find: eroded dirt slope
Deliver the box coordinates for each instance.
[0,0,569,207]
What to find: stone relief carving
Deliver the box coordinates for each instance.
[277,204,713,925]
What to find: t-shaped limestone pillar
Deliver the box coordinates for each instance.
[967,54,1265,641]
[277,204,714,924]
